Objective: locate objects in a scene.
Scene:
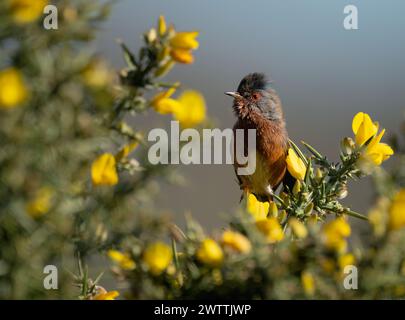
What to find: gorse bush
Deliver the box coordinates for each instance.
[0,0,404,300]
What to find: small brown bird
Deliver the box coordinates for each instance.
[225,73,294,202]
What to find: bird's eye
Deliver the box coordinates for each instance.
[252,92,260,101]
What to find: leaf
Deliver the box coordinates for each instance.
[117,39,138,70]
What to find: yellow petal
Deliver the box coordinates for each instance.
[170,31,199,50]
[353,112,378,146]
[256,217,284,243]
[196,238,224,267]
[286,148,306,181]
[143,242,172,275]
[389,189,405,230]
[158,15,167,36]
[0,68,28,108]
[153,98,182,115]
[173,90,206,127]
[91,153,118,186]
[94,290,119,300]
[247,193,269,221]
[9,0,48,24]
[170,48,194,64]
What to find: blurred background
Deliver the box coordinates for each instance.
[96,0,405,229]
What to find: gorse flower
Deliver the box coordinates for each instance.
[352,112,394,166]
[247,193,269,221]
[389,189,405,231]
[93,287,119,300]
[91,153,118,186]
[338,253,355,271]
[150,84,180,114]
[8,0,48,24]
[150,88,206,127]
[196,238,224,267]
[221,230,251,254]
[256,217,284,243]
[173,90,206,128]
[143,242,172,275]
[301,271,315,296]
[286,148,306,180]
[322,218,351,253]
[25,187,53,219]
[82,59,112,88]
[108,250,136,271]
[169,32,199,64]
[0,68,28,109]
[288,218,308,239]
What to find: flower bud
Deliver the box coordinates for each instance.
[341,137,355,155]
[293,180,301,195]
[269,201,278,218]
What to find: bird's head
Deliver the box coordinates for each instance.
[225,73,283,121]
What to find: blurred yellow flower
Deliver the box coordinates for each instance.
[169,31,199,64]
[196,238,224,267]
[170,32,199,50]
[322,217,351,253]
[26,187,53,219]
[91,153,118,186]
[389,189,405,231]
[82,59,112,88]
[158,15,167,36]
[338,253,355,270]
[221,230,251,254]
[352,112,394,166]
[247,193,269,221]
[173,90,206,127]
[0,68,28,109]
[9,0,48,24]
[256,217,284,243]
[170,49,194,64]
[93,288,119,300]
[143,242,172,275]
[115,141,138,162]
[108,250,136,271]
[286,148,306,180]
[301,271,315,296]
[150,84,180,114]
[289,218,308,239]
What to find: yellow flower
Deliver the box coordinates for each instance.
[26,187,53,219]
[389,189,405,231]
[108,250,136,271]
[170,49,194,64]
[196,238,224,267]
[82,59,112,88]
[150,83,181,114]
[9,0,48,24]
[0,68,28,109]
[91,153,118,186]
[338,253,355,270]
[173,90,206,127]
[143,242,172,275]
[322,217,351,253]
[301,271,315,296]
[169,31,199,64]
[93,287,119,300]
[170,32,199,50]
[247,193,269,221]
[221,230,251,254]
[115,141,138,162]
[158,15,167,36]
[352,112,394,166]
[286,148,306,180]
[288,218,308,239]
[256,217,284,243]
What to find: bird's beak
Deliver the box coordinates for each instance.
[224,91,242,99]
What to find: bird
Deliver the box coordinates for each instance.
[225,72,294,203]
